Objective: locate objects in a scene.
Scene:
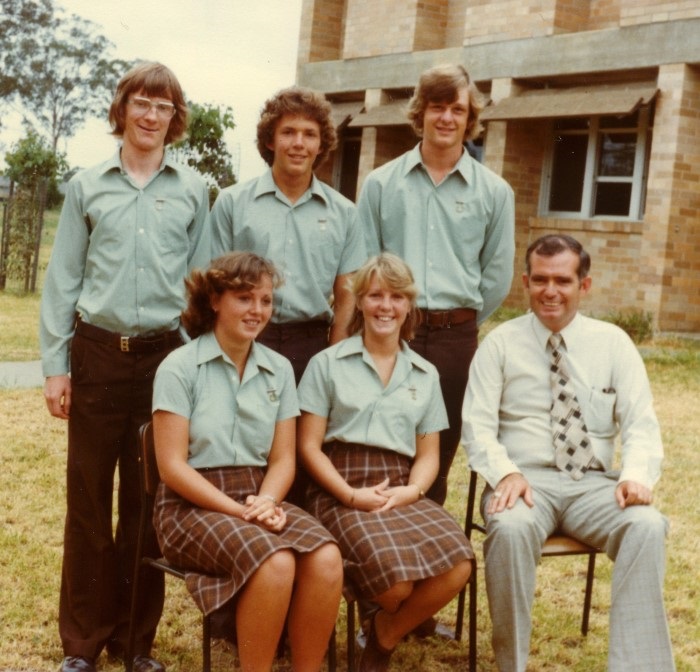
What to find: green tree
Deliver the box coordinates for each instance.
[172,102,237,205]
[0,0,53,100]
[2,130,67,291]
[1,0,130,152]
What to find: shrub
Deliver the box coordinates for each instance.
[601,308,654,343]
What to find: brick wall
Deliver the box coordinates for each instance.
[620,0,700,26]
[298,0,345,64]
[413,0,449,51]
[651,65,700,331]
[343,0,419,58]
[589,0,621,29]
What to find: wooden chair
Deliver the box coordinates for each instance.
[455,470,602,641]
[126,421,212,672]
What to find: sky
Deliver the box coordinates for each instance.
[1,0,303,182]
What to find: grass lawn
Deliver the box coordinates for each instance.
[1,336,698,670]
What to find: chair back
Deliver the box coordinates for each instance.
[465,470,486,539]
[138,421,161,498]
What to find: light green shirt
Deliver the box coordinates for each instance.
[153,332,299,469]
[210,169,366,323]
[358,144,515,324]
[40,151,210,376]
[297,334,448,458]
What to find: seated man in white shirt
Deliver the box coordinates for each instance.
[461,234,675,672]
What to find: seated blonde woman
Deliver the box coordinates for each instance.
[297,253,473,672]
[152,252,343,672]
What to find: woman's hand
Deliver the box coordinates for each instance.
[243,494,287,531]
[376,483,421,511]
[349,477,391,511]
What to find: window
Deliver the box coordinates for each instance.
[541,107,652,220]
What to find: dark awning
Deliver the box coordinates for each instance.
[348,99,409,127]
[329,101,365,129]
[480,83,658,121]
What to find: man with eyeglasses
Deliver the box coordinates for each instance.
[40,62,209,672]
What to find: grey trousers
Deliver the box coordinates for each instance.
[482,467,675,672]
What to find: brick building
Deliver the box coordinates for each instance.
[295,0,700,333]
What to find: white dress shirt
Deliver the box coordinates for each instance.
[462,312,663,489]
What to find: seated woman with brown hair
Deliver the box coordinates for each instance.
[152,251,343,672]
[297,253,473,672]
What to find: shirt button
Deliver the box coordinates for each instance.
[139,228,145,234]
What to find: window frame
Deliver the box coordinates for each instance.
[540,106,651,221]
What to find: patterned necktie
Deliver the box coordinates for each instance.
[548,333,593,480]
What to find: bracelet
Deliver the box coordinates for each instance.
[260,494,278,506]
[410,483,425,499]
[348,489,355,506]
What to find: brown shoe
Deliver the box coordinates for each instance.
[359,612,394,672]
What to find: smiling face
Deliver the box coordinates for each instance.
[421,86,470,152]
[523,250,591,333]
[212,275,274,346]
[359,275,411,342]
[122,88,173,154]
[268,114,322,180]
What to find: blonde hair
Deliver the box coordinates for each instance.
[348,254,419,341]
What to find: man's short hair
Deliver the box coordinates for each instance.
[109,61,188,145]
[525,234,592,281]
[407,64,485,141]
[256,86,337,168]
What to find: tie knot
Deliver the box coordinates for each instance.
[548,333,563,351]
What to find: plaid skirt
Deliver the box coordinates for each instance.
[306,442,473,601]
[154,466,336,615]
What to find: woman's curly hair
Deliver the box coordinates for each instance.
[181,252,283,338]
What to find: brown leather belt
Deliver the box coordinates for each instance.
[75,319,182,353]
[417,307,477,329]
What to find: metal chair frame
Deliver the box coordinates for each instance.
[455,470,601,642]
[126,421,212,672]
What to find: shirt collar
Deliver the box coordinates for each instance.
[403,142,473,183]
[196,331,275,375]
[335,333,432,374]
[530,312,583,351]
[99,148,177,177]
[253,167,328,205]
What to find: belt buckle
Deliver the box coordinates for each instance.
[434,310,450,329]
[120,336,130,352]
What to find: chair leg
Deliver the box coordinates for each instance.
[202,613,211,672]
[454,581,466,641]
[581,552,596,636]
[346,599,356,672]
[327,626,337,672]
[468,561,477,671]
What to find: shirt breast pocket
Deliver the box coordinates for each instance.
[585,388,617,438]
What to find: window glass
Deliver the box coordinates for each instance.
[597,133,636,177]
[549,134,587,212]
[594,183,632,216]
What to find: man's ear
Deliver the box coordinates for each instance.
[580,276,592,295]
[521,272,530,290]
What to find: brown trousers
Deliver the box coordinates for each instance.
[408,318,478,505]
[59,331,181,659]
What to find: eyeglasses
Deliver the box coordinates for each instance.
[128,96,176,119]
